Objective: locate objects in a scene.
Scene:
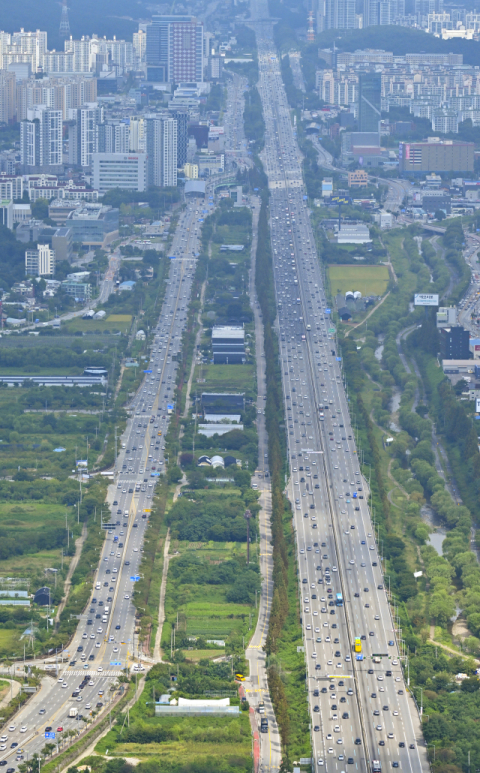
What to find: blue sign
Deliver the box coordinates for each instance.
[169,255,176,259]
[35,319,39,323]
[325,309,331,315]
[151,472,160,476]
[167,404,174,409]
[336,357,342,361]
[45,732,55,739]
[130,575,140,582]
[143,369,152,373]
[303,196,308,200]
[110,661,122,666]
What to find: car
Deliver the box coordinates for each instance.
[317,759,324,766]
[19,727,27,734]
[410,744,415,749]
[97,667,103,672]
[115,624,121,630]
[39,708,46,715]
[10,743,18,749]
[355,738,362,745]
[393,763,399,768]
[8,726,15,732]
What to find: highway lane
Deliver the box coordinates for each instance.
[250,3,428,771]
[0,198,212,769]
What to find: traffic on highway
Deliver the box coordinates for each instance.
[253,8,428,772]
[0,199,210,769]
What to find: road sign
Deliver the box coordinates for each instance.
[169,256,176,260]
[110,661,122,666]
[130,575,140,582]
[336,357,342,361]
[102,523,116,530]
[167,404,174,410]
[414,293,439,306]
[143,369,152,373]
[331,195,351,205]
[329,328,335,333]
[325,309,331,314]
[45,732,55,739]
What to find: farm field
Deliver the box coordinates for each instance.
[328,264,390,297]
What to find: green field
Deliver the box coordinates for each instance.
[62,316,131,334]
[328,264,390,297]
[195,363,255,396]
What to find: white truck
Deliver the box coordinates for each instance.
[69,707,78,718]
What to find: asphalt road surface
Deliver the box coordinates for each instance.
[0,196,214,769]
[250,2,429,771]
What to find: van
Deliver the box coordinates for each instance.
[80,654,87,661]
[104,606,110,614]
[102,616,107,623]
[95,583,101,590]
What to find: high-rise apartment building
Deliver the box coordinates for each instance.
[129,117,145,152]
[25,243,55,276]
[145,114,177,187]
[69,103,103,167]
[97,121,129,153]
[324,0,356,29]
[146,16,203,83]
[0,71,16,123]
[358,72,381,132]
[0,29,47,73]
[16,75,97,121]
[20,106,62,171]
[364,0,404,25]
[168,109,188,167]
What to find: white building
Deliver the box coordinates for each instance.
[20,106,62,171]
[145,115,177,187]
[25,244,55,276]
[92,153,147,192]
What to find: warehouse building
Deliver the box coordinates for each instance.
[399,139,474,174]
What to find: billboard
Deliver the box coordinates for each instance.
[476,398,480,413]
[414,293,439,306]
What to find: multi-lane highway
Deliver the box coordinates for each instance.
[250,2,428,771]
[0,200,210,769]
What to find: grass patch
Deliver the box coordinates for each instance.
[194,364,256,397]
[328,264,390,297]
[62,317,131,334]
[107,314,132,322]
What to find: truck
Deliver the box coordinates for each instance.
[260,717,268,733]
[372,761,381,773]
[69,707,78,718]
[354,637,362,653]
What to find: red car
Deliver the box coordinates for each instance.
[57,727,63,732]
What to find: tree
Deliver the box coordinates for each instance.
[167,465,182,484]
[434,209,446,221]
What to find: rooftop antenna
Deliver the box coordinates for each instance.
[59,0,70,38]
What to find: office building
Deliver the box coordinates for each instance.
[348,169,369,187]
[325,0,356,29]
[440,326,470,359]
[145,115,177,187]
[146,15,203,82]
[358,73,381,132]
[20,107,62,172]
[92,153,147,192]
[25,243,55,276]
[66,203,119,246]
[399,139,474,173]
[322,178,333,197]
[436,307,457,328]
[364,0,404,25]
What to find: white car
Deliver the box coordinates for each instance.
[97,627,103,633]
[20,727,27,733]
[98,666,103,672]
[8,726,15,732]
[61,683,67,688]
[124,594,130,600]
[95,642,101,648]
[0,745,6,752]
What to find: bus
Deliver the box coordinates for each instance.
[354,637,362,653]
[335,592,343,607]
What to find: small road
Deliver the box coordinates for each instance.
[244,195,281,773]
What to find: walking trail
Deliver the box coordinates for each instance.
[55,522,88,628]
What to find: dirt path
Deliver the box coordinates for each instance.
[183,280,206,419]
[0,678,21,711]
[152,476,184,662]
[344,291,391,337]
[55,522,88,629]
